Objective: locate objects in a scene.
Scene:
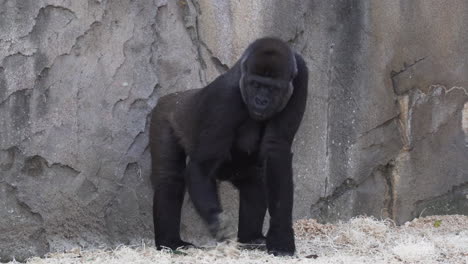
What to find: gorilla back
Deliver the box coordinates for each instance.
[149,37,308,256]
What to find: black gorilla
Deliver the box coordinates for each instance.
[149,37,308,256]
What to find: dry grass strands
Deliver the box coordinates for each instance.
[6,215,468,264]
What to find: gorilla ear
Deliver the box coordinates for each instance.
[239,50,251,104]
[281,52,297,112]
[291,52,298,80]
[240,49,250,75]
[278,81,294,112]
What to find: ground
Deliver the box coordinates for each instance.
[7,215,468,264]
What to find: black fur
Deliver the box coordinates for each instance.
[149,37,308,256]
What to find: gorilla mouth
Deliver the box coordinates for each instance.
[251,109,269,120]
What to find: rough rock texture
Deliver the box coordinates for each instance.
[0,0,467,261]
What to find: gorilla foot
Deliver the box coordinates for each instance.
[238,236,266,250]
[266,229,295,256]
[267,249,295,257]
[156,240,195,251]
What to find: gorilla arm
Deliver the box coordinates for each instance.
[182,74,248,238]
[261,53,308,255]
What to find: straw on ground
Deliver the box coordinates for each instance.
[8,215,468,264]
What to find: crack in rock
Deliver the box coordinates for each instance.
[21,154,81,177]
[390,57,426,78]
[413,181,468,218]
[181,0,207,84]
[310,178,358,218]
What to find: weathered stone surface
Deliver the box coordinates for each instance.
[392,86,468,224]
[302,1,468,224]
[0,0,202,261]
[0,0,467,261]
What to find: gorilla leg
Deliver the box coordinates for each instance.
[232,166,267,245]
[264,149,295,256]
[151,122,192,250]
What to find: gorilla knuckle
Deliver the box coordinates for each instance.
[208,212,236,241]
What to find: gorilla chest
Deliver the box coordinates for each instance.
[233,119,263,155]
[215,120,263,181]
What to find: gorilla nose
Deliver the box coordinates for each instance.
[254,96,269,109]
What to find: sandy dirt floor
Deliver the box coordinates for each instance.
[7,215,468,264]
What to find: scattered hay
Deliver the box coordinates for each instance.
[7,215,468,264]
[294,218,335,237]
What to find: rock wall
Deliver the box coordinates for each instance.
[0,0,467,261]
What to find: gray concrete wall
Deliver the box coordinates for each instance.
[0,0,467,261]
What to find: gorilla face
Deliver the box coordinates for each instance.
[240,73,293,121]
[239,42,297,121]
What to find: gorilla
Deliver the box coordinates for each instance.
[149,37,308,256]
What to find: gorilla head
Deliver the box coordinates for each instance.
[239,38,298,121]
